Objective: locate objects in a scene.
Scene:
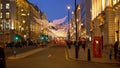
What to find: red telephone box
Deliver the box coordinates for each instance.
[93,36,102,58]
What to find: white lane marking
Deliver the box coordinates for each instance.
[48,54,52,58]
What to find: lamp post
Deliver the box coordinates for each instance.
[74,0,79,59]
[74,0,77,41]
[67,5,71,41]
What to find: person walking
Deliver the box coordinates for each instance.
[109,44,113,60]
[0,43,6,68]
[66,40,71,49]
[82,40,86,51]
[114,41,118,59]
[78,40,81,51]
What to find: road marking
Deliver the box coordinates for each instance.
[65,48,85,61]
[64,48,74,61]
[65,49,69,60]
[48,54,52,58]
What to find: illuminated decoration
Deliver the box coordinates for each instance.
[34,16,68,37]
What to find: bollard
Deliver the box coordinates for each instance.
[75,45,78,59]
[88,48,91,61]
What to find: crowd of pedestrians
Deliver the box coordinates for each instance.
[66,38,87,51]
[5,41,38,48]
[108,41,119,60]
[66,38,120,61]
[0,40,48,68]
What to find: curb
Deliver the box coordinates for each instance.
[7,48,46,60]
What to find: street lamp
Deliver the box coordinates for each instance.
[67,5,71,41]
[74,0,79,59]
[74,0,77,40]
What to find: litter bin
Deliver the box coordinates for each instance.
[0,46,6,68]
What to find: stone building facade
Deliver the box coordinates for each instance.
[90,0,120,46]
[0,0,44,44]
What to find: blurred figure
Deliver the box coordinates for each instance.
[114,41,118,59]
[78,40,81,46]
[66,40,71,49]
[109,44,113,60]
[81,40,86,51]
[0,43,6,68]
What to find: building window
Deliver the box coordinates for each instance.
[0,12,2,18]
[0,4,2,9]
[106,0,109,6]
[5,23,10,30]
[6,12,10,18]
[6,3,10,9]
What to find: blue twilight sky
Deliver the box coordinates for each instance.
[28,0,80,22]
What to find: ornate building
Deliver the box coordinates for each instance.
[80,0,92,38]
[0,0,43,44]
[90,0,120,45]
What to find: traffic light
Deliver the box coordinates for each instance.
[14,35,20,41]
[40,35,49,41]
[45,36,48,40]
[40,36,44,40]
[15,36,19,40]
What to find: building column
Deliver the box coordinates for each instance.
[104,7,115,45]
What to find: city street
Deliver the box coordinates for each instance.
[6,45,120,68]
[0,0,120,68]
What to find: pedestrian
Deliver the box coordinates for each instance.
[78,40,81,51]
[82,40,86,51]
[66,40,71,49]
[114,41,118,59]
[78,40,81,46]
[109,44,113,60]
[0,43,6,68]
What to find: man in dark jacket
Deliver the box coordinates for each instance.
[0,44,6,68]
[114,41,118,59]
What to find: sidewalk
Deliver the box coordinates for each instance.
[67,45,120,64]
[5,45,51,60]
[7,47,46,59]
[5,46,39,57]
